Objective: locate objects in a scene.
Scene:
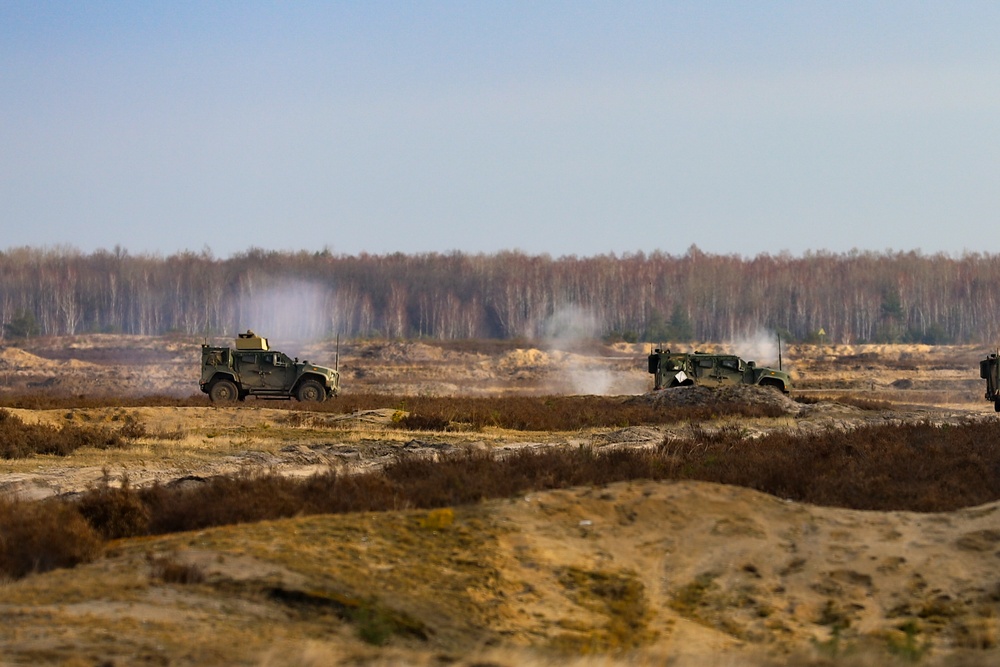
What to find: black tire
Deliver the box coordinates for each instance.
[759,379,785,393]
[209,379,239,403]
[296,379,326,403]
[994,399,1000,413]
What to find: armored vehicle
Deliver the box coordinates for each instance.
[980,351,1000,411]
[647,349,791,393]
[200,331,340,403]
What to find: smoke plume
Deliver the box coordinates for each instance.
[536,305,646,396]
[236,279,334,357]
[728,328,783,367]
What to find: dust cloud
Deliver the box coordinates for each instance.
[236,280,334,356]
[536,306,646,396]
[728,329,784,368]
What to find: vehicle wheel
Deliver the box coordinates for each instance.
[759,380,785,392]
[209,379,239,403]
[296,379,326,403]
[994,399,1000,413]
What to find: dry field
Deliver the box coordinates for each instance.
[0,334,998,666]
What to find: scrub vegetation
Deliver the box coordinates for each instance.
[2,415,998,582]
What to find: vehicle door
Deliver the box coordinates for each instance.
[657,354,686,387]
[692,356,715,384]
[714,356,745,386]
[201,347,230,384]
[235,352,265,389]
[258,352,297,390]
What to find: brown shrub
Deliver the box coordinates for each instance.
[0,496,102,579]
[0,408,124,458]
[0,393,206,410]
[345,394,785,432]
[135,470,408,535]
[116,414,148,441]
[60,419,1000,541]
[0,392,785,431]
[139,470,325,534]
[397,412,452,431]
[796,394,894,411]
[77,473,151,539]
[656,420,1000,512]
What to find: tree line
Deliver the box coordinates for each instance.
[2,245,999,344]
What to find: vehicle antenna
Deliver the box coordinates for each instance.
[777,333,783,371]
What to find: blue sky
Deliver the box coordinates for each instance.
[2,1,999,258]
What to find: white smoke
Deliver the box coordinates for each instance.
[728,328,783,367]
[236,279,334,357]
[538,305,599,344]
[536,305,646,396]
[533,306,606,395]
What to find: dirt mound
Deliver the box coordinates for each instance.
[497,348,552,372]
[628,384,801,414]
[354,341,447,363]
[9,478,1000,665]
[0,347,63,370]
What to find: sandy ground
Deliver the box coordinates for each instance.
[0,335,998,665]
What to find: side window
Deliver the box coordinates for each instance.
[239,353,258,367]
[721,358,740,371]
[697,359,714,369]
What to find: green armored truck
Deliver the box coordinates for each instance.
[647,349,791,393]
[980,351,1000,411]
[200,331,340,403]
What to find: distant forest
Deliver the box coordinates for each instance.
[2,246,1000,344]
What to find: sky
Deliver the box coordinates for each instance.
[2,1,1000,259]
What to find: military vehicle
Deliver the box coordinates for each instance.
[647,349,792,393]
[200,330,340,403]
[980,351,1000,411]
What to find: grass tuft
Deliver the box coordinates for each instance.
[147,552,206,584]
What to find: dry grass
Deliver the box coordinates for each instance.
[4,419,1000,584]
[794,393,895,410]
[0,393,207,410]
